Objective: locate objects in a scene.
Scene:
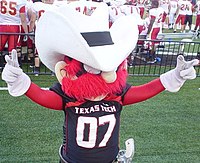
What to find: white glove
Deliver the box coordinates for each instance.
[160,55,199,92]
[1,49,31,96]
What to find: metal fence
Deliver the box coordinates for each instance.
[0,33,200,76]
[128,39,200,76]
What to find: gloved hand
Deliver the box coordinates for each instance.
[160,55,199,92]
[1,49,31,96]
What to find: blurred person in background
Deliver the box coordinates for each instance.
[136,0,148,18]
[160,0,170,29]
[16,0,35,67]
[0,0,29,68]
[193,0,200,37]
[146,0,164,63]
[191,0,196,5]
[120,1,143,66]
[120,1,141,18]
[108,0,126,27]
[29,0,55,75]
[168,0,178,29]
[173,0,189,33]
[53,0,68,7]
[183,0,193,33]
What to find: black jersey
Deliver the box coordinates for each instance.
[50,83,131,163]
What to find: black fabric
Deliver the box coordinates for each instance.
[50,82,131,163]
[81,31,114,47]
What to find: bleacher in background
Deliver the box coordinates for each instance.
[0,32,200,77]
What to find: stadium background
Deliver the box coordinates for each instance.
[0,8,200,163]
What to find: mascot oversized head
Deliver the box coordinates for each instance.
[35,3,139,101]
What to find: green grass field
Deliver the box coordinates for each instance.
[0,12,200,163]
[0,75,200,163]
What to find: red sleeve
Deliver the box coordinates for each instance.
[123,78,165,106]
[25,82,63,110]
[19,6,26,13]
[150,15,156,19]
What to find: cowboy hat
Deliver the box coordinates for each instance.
[35,1,139,72]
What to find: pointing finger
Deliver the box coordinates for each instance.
[185,59,199,68]
[11,49,19,67]
[176,55,186,70]
[5,55,12,65]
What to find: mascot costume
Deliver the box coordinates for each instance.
[1,2,199,163]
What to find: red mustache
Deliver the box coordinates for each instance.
[61,65,127,101]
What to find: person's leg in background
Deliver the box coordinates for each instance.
[139,7,145,19]
[0,25,9,69]
[193,14,200,37]
[188,14,193,32]
[169,12,176,29]
[27,37,35,68]
[180,15,186,33]
[16,27,23,67]
[147,27,160,63]
[33,48,40,76]
[173,15,181,32]
[174,15,186,32]
[7,25,20,62]
[183,15,189,33]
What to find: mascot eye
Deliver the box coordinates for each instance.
[76,69,86,77]
[83,64,101,74]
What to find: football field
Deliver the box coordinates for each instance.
[0,75,200,162]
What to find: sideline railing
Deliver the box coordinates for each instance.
[0,32,200,77]
[128,39,200,76]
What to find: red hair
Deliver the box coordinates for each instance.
[61,59,128,101]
